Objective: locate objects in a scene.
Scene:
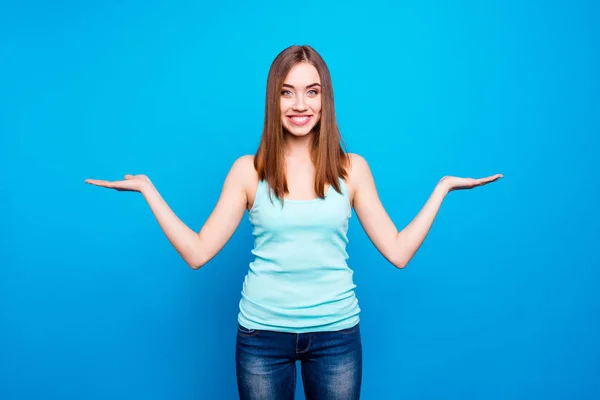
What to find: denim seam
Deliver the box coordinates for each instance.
[297,333,312,354]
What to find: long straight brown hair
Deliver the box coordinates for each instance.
[254,45,349,202]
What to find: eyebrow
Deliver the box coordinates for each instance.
[282,83,321,89]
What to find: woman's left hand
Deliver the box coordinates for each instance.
[439,174,503,193]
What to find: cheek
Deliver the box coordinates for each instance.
[280,99,293,113]
[313,97,322,111]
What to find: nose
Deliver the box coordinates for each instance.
[293,94,308,111]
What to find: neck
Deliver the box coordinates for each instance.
[283,132,313,161]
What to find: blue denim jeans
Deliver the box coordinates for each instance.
[235,322,362,400]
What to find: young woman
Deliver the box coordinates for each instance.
[85,45,502,399]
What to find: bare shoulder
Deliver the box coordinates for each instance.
[231,154,255,173]
[347,153,369,170]
[347,153,371,182]
[230,155,259,210]
[345,153,372,205]
[230,155,258,184]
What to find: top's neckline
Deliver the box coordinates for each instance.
[283,184,332,203]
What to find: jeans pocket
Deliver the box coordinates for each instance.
[237,323,259,337]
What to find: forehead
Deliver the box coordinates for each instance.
[284,62,320,86]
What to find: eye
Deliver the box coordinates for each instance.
[307,89,319,96]
[281,89,293,97]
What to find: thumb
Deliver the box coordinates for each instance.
[124,174,134,179]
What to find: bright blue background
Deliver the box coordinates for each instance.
[1,0,598,399]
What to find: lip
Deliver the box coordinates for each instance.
[286,115,312,127]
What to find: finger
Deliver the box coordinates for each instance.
[85,179,108,185]
[85,179,124,189]
[479,174,502,185]
[85,179,113,188]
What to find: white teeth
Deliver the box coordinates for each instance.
[291,116,308,122]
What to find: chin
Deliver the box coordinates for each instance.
[284,126,315,137]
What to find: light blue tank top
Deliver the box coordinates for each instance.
[237,177,361,333]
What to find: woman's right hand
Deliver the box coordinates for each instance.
[85,174,153,193]
[84,156,252,269]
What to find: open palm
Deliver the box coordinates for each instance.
[85,174,152,193]
[441,174,503,192]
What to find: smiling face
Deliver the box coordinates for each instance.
[280,62,322,137]
[255,45,348,201]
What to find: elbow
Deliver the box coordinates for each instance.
[390,254,408,269]
[186,238,209,270]
[188,262,203,270]
[395,261,408,269]
[187,252,207,270]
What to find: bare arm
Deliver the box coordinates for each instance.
[85,155,252,269]
[350,154,502,269]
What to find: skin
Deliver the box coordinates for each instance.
[85,62,503,269]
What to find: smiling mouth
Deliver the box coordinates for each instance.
[287,115,312,126]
